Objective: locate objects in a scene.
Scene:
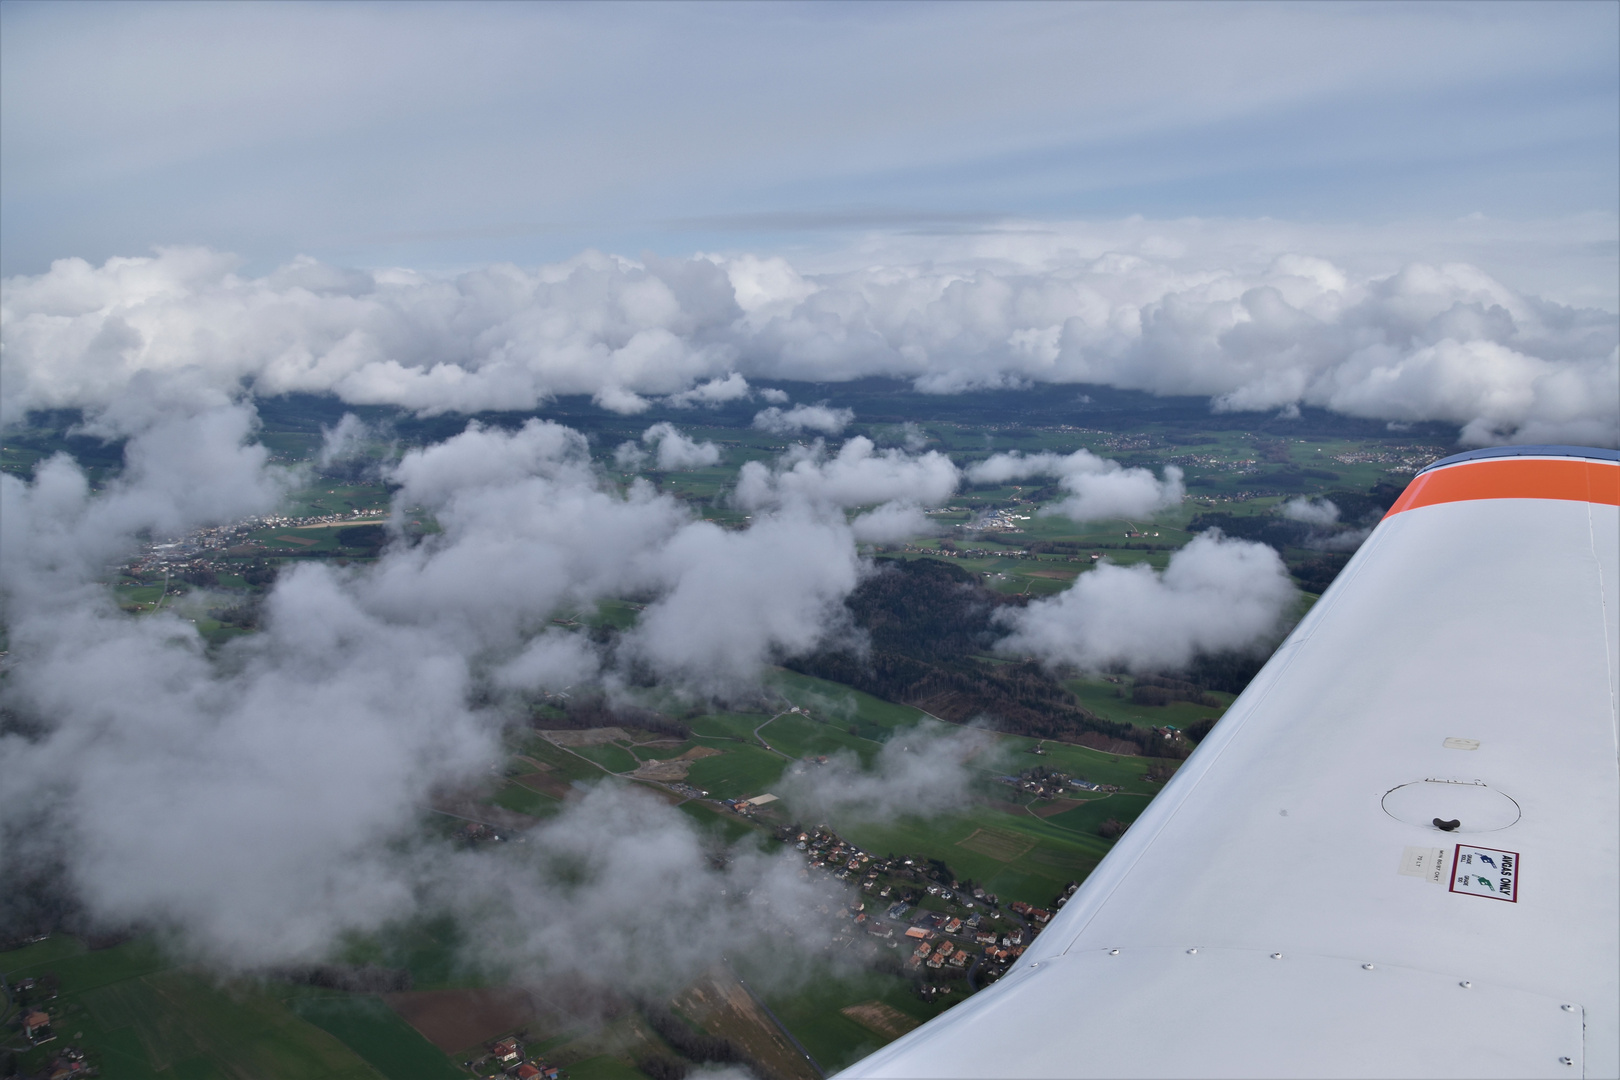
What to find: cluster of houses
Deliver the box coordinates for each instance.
[123,507,386,580]
[455,822,511,845]
[487,1036,560,1079]
[961,508,1033,533]
[5,977,96,1077]
[724,792,779,816]
[37,1047,91,1080]
[777,825,1096,992]
[997,769,1119,799]
[783,825,1056,984]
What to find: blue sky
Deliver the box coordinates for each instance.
[2,0,1616,277]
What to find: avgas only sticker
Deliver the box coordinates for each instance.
[1450,844,1518,902]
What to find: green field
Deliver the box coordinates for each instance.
[993,735,1168,794]
[568,742,641,774]
[755,713,881,764]
[289,992,462,1080]
[629,739,699,761]
[683,746,787,799]
[565,1054,655,1080]
[768,669,928,736]
[512,733,612,784]
[1065,675,1233,730]
[836,804,1105,907]
[688,710,770,742]
[675,799,763,843]
[492,779,562,817]
[0,939,387,1080]
[749,962,952,1075]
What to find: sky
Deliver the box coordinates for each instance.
[2,0,1617,293]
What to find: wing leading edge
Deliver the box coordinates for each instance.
[838,446,1620,1080]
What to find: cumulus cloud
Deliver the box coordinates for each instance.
[317,412,371,468]
[995,532,1298,672]
[3,239,1614,445]
[734,436,959,513]
[967,449,1184,522]
[593,385,653,415]
[0,411,897,973]
[435,784,844,995]
[850,502,936,544]
[625,510,862,691]
[758,387,790,404]
[666,372,751,408]
[613,440,647,471]
[776,721,997,823]
[1280,496,1340,527]
[751,403,856,436]
[641,421,722,470]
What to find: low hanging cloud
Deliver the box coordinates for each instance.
[435,784,846,995]
[3,234,1614,445]
[775,721,998,824]
[0,409,893,974]
[666,372,752,408]
[1276,496,1375,552]
[641,421,722,470]
[968,449,1185,522]
[752,403,856,436]
[849,502,937,544]
[613,440,647,470]
[1280,496,1340,527]
[317,412,372,468]
[625,510,862,691]
[995,532,1298,672]
[734,436,960,513]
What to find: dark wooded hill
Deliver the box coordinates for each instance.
[787,557,1178,757]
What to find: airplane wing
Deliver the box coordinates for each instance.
[837,445,1620,1080]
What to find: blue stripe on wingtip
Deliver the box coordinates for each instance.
[1419,445,1620,475]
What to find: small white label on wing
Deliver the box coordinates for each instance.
[1450,844,1519,902]
[1442,737,1481,750]
[1399,846,1446,883]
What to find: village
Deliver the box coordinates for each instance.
[770,823,1081,994]
[465,1034,562,1079]
[118,507,388,584]
[996,765,1120,798]
[2,974,96,1079]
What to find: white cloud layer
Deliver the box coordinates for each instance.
[1280,496,1340,527]
[752,404,856,436]
[776,721,997,823]
[996,533,1298,672]
[734,437,960,514]
[0,409,888,973]
[7,237,1612,445]
[967,449,1185,522]
[641,422,722,470]
[666,372,752,408]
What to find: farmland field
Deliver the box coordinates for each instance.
[1065,675,1234,730]
[682,745,787,799]
[290,992,464,1079]
[751,961,951,1075]
[956,826,1037,862]
[756,712,879,764]
[567,741,640,774]
[0,939,386,1080]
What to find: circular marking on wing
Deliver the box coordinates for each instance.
[1381,779,1521,832]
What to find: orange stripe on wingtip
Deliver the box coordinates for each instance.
[1384,457,1620,518]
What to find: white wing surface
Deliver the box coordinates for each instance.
[839,445,1620,1080]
